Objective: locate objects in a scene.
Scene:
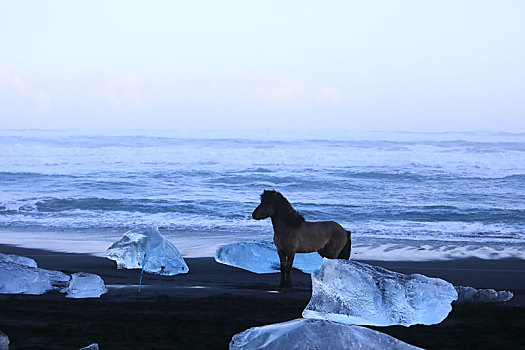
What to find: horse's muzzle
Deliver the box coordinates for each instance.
[252,210,265,220]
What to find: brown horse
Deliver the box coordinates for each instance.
[252,190,351,291]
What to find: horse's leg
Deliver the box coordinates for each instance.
[285,252,296,289]
[277,249,287,291]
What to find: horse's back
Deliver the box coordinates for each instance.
[307,220,346,236]
[291,220,345,253]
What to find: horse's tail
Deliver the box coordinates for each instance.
[337,230,352,260]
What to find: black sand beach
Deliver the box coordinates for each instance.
[1,244,524,349]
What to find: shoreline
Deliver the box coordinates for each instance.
[2,243,524,296]
[1,227,523,261]
[1,244,525,349]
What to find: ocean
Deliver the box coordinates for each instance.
[1,129,524,260]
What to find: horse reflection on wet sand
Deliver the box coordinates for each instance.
[252,190,351,292]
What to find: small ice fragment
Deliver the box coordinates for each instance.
[215,240,323,274]
[230,318,422,350]
[63,272,108,299]
[0,253,37,268]
[106,226,189,276]
[455,285,514,303]
[80,343,99,350]
[0,330,9,350]
[303,259,457,326]
[0,262,70,295]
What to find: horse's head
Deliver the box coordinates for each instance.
[252,190,277,220]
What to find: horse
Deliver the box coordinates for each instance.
[252,190,351,291]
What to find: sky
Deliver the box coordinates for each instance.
[0,1,524,132]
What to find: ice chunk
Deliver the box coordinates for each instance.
[0,330,9,350]
[303,259,457,326]
[455,285,513,303]
[63,272,108,299]
[106,226,189,276]
[215,240,323,274]
[80,343,99,350]
[0,253,37,268]
[0,258,107,298]
[230,318,421,350]
[0,262,70,295]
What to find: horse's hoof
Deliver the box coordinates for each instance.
[279,286,291,293]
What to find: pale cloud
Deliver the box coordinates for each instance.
[32,91,51,111]
[101,71,143,107]
[12,76,26,92]
[235,75,307,103]
[12,75,50,111]
[316,84,344,104]
[96,73,342,106]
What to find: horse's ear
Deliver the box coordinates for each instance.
[260,190,273,200]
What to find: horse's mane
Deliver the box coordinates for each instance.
[261,190,305,227]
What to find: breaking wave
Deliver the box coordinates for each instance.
[0,130,523,246]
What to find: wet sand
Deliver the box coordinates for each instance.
[1,244,524,349]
